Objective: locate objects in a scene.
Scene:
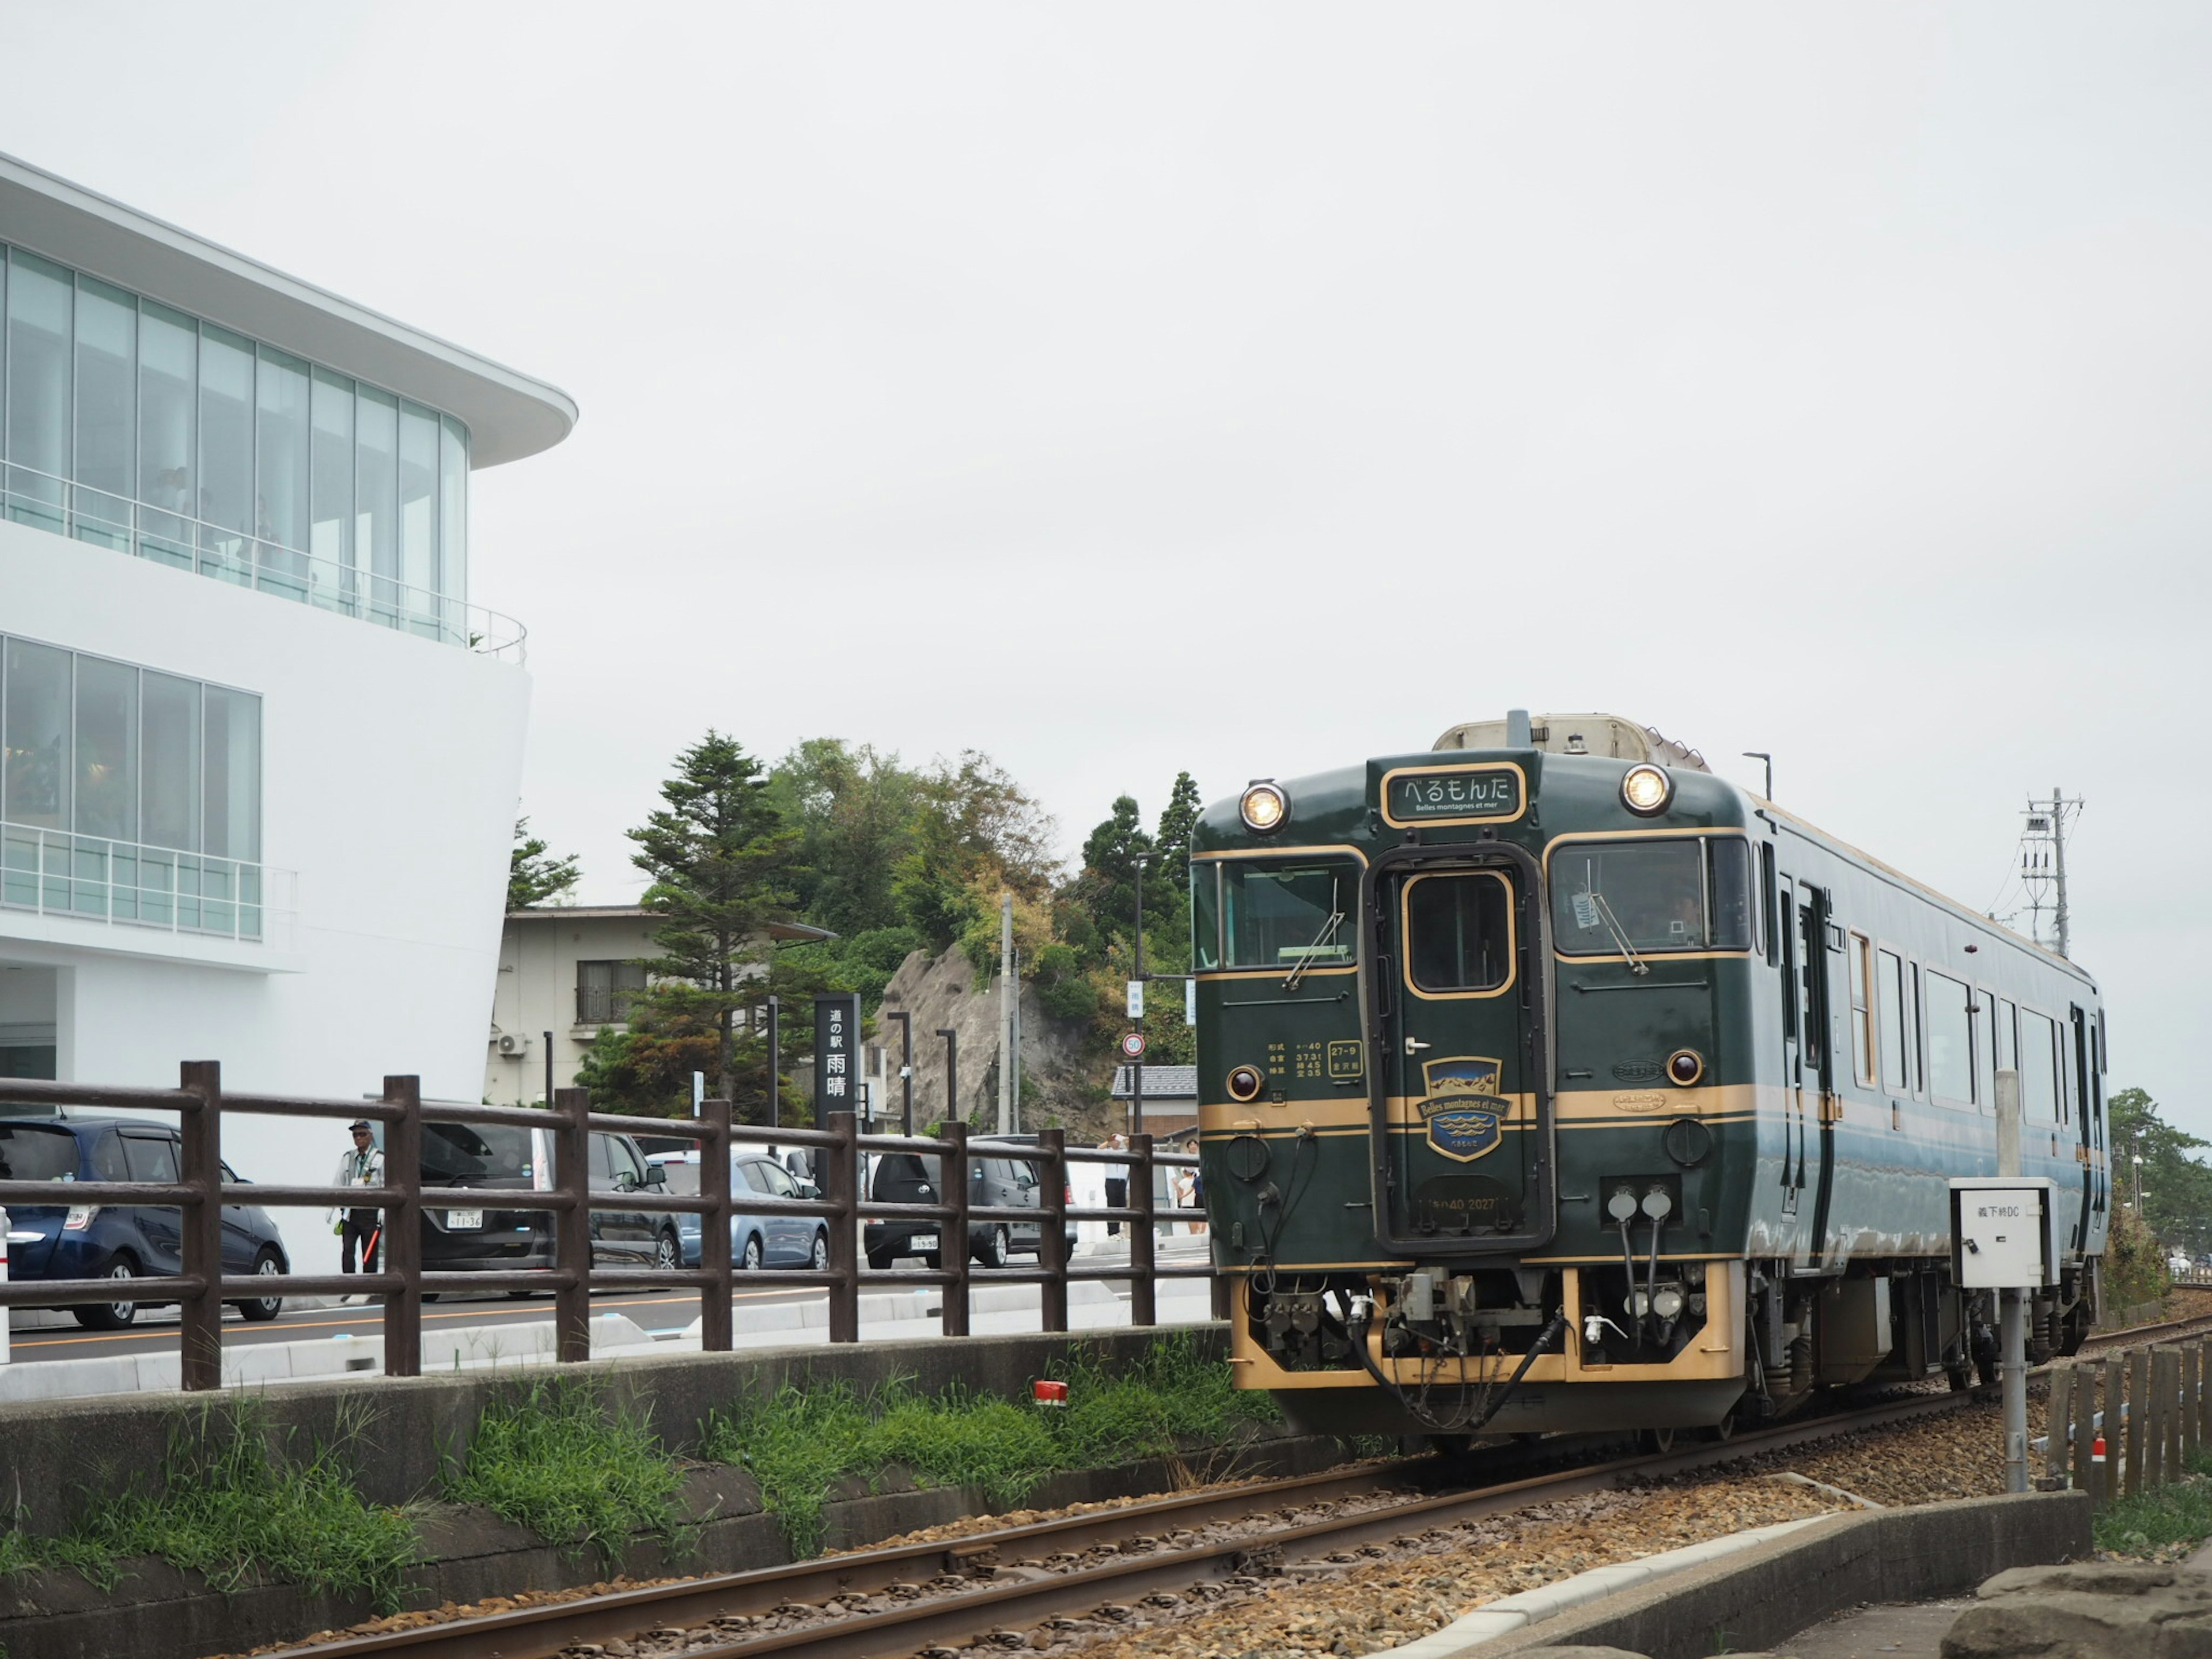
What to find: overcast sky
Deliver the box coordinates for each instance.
[3,5,2206,1126]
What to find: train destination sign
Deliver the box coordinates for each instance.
[1384,766,1522,824]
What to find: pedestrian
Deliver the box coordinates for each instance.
[328,1120,385,1300]
[1100,1132,1128,1237]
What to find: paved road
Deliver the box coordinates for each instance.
[2,1236,1205,1365]
[2,1283,816,1364]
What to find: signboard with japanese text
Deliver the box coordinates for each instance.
[813,992,863,1123]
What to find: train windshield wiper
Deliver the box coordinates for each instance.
[1570,888,1647,975]
[1283,881,1346,990]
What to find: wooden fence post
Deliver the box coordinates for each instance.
[2161,1348,2183,1486]
[940,1121,970,1338]
[2074,1361,2097,1502]
[2106,1355,2125,1505]
[699,1096,733,1353]
[552,1087,592,1363]
[1129,1134,1157,1328]
[176,1060,224,1392]
[2046,1365,2073,1488]
[1038,1128,1068,1335]
[824,1111,859,1343]
[2127,1349,2149,1498]
[2185,1345,2202,1468]
[380,1075,422,1378]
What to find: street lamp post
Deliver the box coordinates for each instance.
[936,1028,959,1126]
[884,1009,914,1135]
[2134,1153,2145,1214]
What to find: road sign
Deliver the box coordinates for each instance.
[1126,979,1145,1019]
[1120,1031,1147,1060]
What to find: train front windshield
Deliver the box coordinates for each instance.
[1551,838,1752,954]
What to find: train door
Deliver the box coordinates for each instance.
[1371,854,1552,1255]
[1776,876,1810,1255]
[1801,886,1839,1266]
[2070,1006,2098,1253]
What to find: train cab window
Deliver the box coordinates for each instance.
[1221,859,1356,969]
[1551,837,1752,956]
[1847,934,1875,1086]
[1404,872,1513,994]
[1925,969,1975,1107]
[2019,1008,2061,1123]
[1876,950,1907,1092]
[1191,862,1222,971]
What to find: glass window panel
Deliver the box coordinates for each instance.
[1550,840,1708,953]
[196,325,255,542]
[73,655,138,840]
[1848,934,1873,1086]
[201,686,260,862]
[2020,1009,2060,1122]
[2,637,70,830]
[1406,872,1512,992]
[1926,969,1974,1106]
[1877,949,1907,1091]
[309,367,353,577]
[71,276,135,528]
[140,671,200,851]
[253,346,309,552]
[1190,862,1221,971]
[398,400,438,608]
[440,415,468,603]
[1221,859,1356,969]
[5,249,72,520]
[355,386,398,601]
[1707,838,1753,949]
[137,300,197,560]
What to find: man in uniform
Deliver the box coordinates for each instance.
[329,1120,385,1298]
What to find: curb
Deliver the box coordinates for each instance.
[1384,1517,1823,1656]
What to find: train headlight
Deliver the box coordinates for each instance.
[1652,1285,1685,1320]
[1621,764,1673,816]
[1226,1065,1266,1103]
[1666,1049,1705,1086]
[1239,781,1288,834]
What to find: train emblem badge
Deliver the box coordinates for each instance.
[1417,1056,1504,1162]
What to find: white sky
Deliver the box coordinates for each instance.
[3,4,2206,1126]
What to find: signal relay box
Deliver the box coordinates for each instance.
[1949,1177,2059,1289]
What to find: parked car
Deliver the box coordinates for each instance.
[649,1150,830,1271]
[417,1122,683,1296]
[0,1117,291,1330]
[863,1143,1075,1269]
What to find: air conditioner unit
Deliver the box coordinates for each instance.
[496,1032,529,1057]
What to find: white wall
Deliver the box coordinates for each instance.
[0,520,529,1273]
[485,911,658,1105]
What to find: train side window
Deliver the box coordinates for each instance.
[1908,964,1926,1096]
[1191,862,1221,971]
[1796,897,1823,1068]
[1777,876,1797,1045]
[1977,990,1998,1113]
[1876,950,1907,1092]
[1760,844,1778,967]
[1708,838,1753,951]
[1995,998,2017,1082]
[1847,933,1874,1086]
[1403,872,1514,994]
[2018,1007,2060,1123]
[1925,969,1974,1107]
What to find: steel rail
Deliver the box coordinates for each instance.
[259,1391,1972,1659]
[2078,1309,2212,1353]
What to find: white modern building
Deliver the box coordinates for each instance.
[0,153,574,1271]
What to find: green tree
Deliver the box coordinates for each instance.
[1155,771,1202,861]
[627,732,804,1113]
[507,817,581,910]
[768,739,925,937]
[2108,1087,2212,1255]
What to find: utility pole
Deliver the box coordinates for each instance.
[1995,1067,2028,1494]
[1010,945,1022,1135]
[2017,790,2082,956]
[2051,786,2071,960]
[998,892,1014,1135]
[764,996,780,1130]
[1132,854,1149,1139]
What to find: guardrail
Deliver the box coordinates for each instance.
[0,1066,1221,1391]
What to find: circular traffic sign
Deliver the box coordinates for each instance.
[1120,1031,1147,1059]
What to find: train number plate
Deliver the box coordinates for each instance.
[446,1210,483,1230]
[1384,767,1522,824]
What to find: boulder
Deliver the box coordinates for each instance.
[1943,1561,2212,1657]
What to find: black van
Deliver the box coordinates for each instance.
[418,1120,680,1291]
[864,1145,1076,1269]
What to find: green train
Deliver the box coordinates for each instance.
[1191,713,2109,1440]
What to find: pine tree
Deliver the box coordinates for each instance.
[628,732,804,1111]
[1155,772,1202,861]
[507,817,581,910]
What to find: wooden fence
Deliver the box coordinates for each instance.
[2045,1342,2211,1505]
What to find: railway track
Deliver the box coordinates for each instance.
[262,1390,1971,1659]
[2077,1308,2212,1354]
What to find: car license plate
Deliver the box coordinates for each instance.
[910,1233,937,1252]
[446,1210,483,1230]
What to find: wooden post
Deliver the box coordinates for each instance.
[823,1111,859,1343]
[2127,1348,2149,1497]
[2106,1356,2125,1505]
[2152,1349,2172,1490]
[699,1096,733,1353]
[940,1121,970,1338]
[1129,1134,1157,1328]
[2073,1360,2097,1502]
[2046,1365,2074,1487]
[2185,1344,2202,1467]
[2200,1339,2212,1455]
[552,1087,592,1363]
[1037,1128,1068,1335]
[380,1075,423,1378]
[2162,1348,2184,1485]
[176,1060,224,1392]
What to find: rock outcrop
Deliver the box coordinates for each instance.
[873,945,1101,1134]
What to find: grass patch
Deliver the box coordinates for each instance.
[2093,1449,2212,1557]
[442,1375,685,1564]
[700,1332,1278,1556]
[0,1398,418,1614]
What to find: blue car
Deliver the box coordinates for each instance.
[652,1152,830,1272]
[0,1117,291,1329]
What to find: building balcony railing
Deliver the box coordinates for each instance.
[1,819,295,948]
[1,463,525,664]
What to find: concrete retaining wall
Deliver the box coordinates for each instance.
[0,1321,1233,1531]
[1471,1491,2092,1659]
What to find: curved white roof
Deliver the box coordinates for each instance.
[0,151,576,468]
